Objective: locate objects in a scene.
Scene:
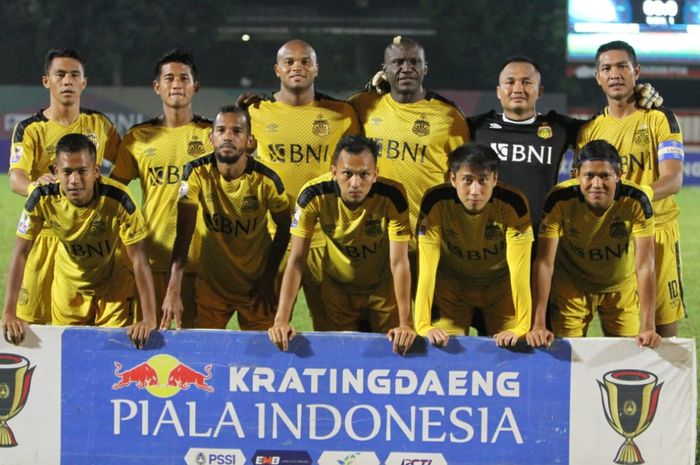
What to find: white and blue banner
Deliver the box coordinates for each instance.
[0,327,696,465]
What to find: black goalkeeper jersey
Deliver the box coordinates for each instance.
[468,110,584,229]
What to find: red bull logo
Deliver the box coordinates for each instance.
[112,354,214,398]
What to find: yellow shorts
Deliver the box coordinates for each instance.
[278,245,326,330]
[431,274,517,336]
[321,278,398,333]
[152,271,198,328]
[654,222,685,325]
[17,231,59,324]
[550,274,639,337]
[194,277,274,330]
[51,270,135,327]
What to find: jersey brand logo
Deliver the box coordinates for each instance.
[489,123,502,129]
[144,147,156,157]
[266,123,279,132]
[370,117,382,126]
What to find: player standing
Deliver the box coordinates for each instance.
[349,36,469,277]
[241,39,360,330]
[9,48,120,324]
[111,49,212,328]
[576,40,685,337]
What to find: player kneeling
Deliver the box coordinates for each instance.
[526,140,661,348]
[268,135,415,354]
[2,134,156,348]
[415,143,534,347]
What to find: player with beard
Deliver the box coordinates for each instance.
[162,106,290,330]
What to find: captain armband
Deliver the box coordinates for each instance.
[658,140,684,162]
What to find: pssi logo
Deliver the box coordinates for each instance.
[112,354,213,398]
[184,448,245,465]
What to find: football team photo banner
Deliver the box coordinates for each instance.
[0,327,696,465]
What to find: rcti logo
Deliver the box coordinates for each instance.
[598,369,662,465]
[112,354,213,397]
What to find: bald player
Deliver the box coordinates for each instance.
[241,39,360,330]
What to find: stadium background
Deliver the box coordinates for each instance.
[0,0,697,457]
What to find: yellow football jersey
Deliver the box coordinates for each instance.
[248,92,360,248]
[539,178,655,292]
[180,155,290,298]
[111,116,212,272]
[576,107,683,224]
[348,91,469,250]
[415,182,533,336]
[292,172,411,291]
[10,109,120,179]
[17,176,147,295]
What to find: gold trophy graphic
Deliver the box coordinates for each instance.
[0,353,35,447]
[598,369,662,464]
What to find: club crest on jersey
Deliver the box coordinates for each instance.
[634,126,650,146]
[85,133,100,149]
[537,123,552,140]
[89,219,107,236]
[609,220,629,239]
[187,137,206,157]
[412,116,430,136]
[322,223,335,235]
[484,222,504,240]
[312,116,330,137]
[364,218,382,237]
[144,147,156,157]
[241,195,260,212]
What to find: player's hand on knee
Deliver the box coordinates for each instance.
[635,83,663,109]
[494,330,519,347]
[387,325,416,355]
[636,330,662,349]
[268,323,296,351]
[526,327,554,348]
[127,319,156,350]
[426,328,449,347]
[2,314,27,345]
